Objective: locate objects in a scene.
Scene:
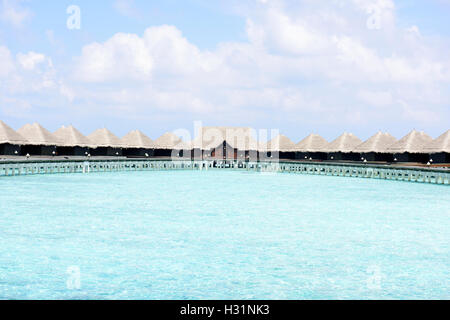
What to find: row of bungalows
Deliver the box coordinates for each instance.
[0,121,449,164]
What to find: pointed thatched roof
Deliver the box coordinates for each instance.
[154,132,183,149]
[386,130,433,153]
[177,140,193,150]
[87,128,124,148]
[0,120,28,145]
[294,134,328,152]
[354,132,397,153]
[322,132,363,153]
[121,130,154,149]
[265,134,296,152]
[193,127,258,150]
[17,123,62,146]
[54,125,94,147]
[422,130,450,153]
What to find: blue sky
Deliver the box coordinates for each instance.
[0,0,449,142]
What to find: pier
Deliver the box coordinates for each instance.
[0,159,449,185]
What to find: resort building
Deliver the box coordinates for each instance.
[422,130,450,164]
[0,120,448,164]
[294,134,329,161]
[353,132,397,162]
[192,127,259,161]
[0,120,28,156]
[386,130,434,163]
[88,128,124,156]
[322,132,363,161]
[54,125,94,156]
[153,132,183,158]
[121,130,154,157]
[17,123,62,156]
[263,134,297,160]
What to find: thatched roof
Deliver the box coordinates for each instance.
[193,127,258,150]
[322,132,363,152]
[386,130,433,153]
[121,130,154,149]
[265,134,296,152]
[354,132,397,153]
[294,134,328,152]
[17,123,62,146]
[87,128,124,148]
[54,125,94,147]
[419,130,450,153]
[0,120,28,145]
[154,132,183,149]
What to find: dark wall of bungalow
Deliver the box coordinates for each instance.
[393,153,429,163]
[295,152,328,160]
[123,148,154,157]
[0,143,21,156]
[153,148,174,157]
[327,152,361,161]
[20,144,57,156]
[56,146,90,156]
[279,151,296,160]
[90,147,123,156]
[360,152,394,162]
[429,152,450,164]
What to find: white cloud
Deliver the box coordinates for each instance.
[16,51,46,70]
[2,0,450,136]
[0,0,32,27]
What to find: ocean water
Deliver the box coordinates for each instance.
[0,169,448,300]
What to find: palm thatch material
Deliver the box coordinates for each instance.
[154,132,183,150]
[322,132,363,153]
[87,128,124,148]
[121,130,154,149]
[422,130,450,153]
[294,134,328,152]
[265,134,297,152]
[17,123,62,146]
[193,127,258,151]
[54,125,94,147]
[0,120,28,145]
[386,130,433,153]
[354,132,397,153]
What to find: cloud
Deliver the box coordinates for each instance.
[2,0,450,137]
[0,0,32,27]
[16,51,47,70]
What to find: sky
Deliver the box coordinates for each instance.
[0,0,449,142]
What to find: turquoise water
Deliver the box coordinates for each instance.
[0,170,449,299]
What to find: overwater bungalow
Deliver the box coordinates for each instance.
[263,134,297,160]
[294,134,329,160]
[322,133,363,161]
[0,120,28,156]
[422,130,450,164]
[354,132,397,162]
[17,123,62,156]
[121,130,154,157]
[87,128,124,156]
[386,130,433,163]
[54,125,94,156]
[192,127,259,161]
[153,132,183,157]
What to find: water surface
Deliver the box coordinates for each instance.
[0,170,448,299]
